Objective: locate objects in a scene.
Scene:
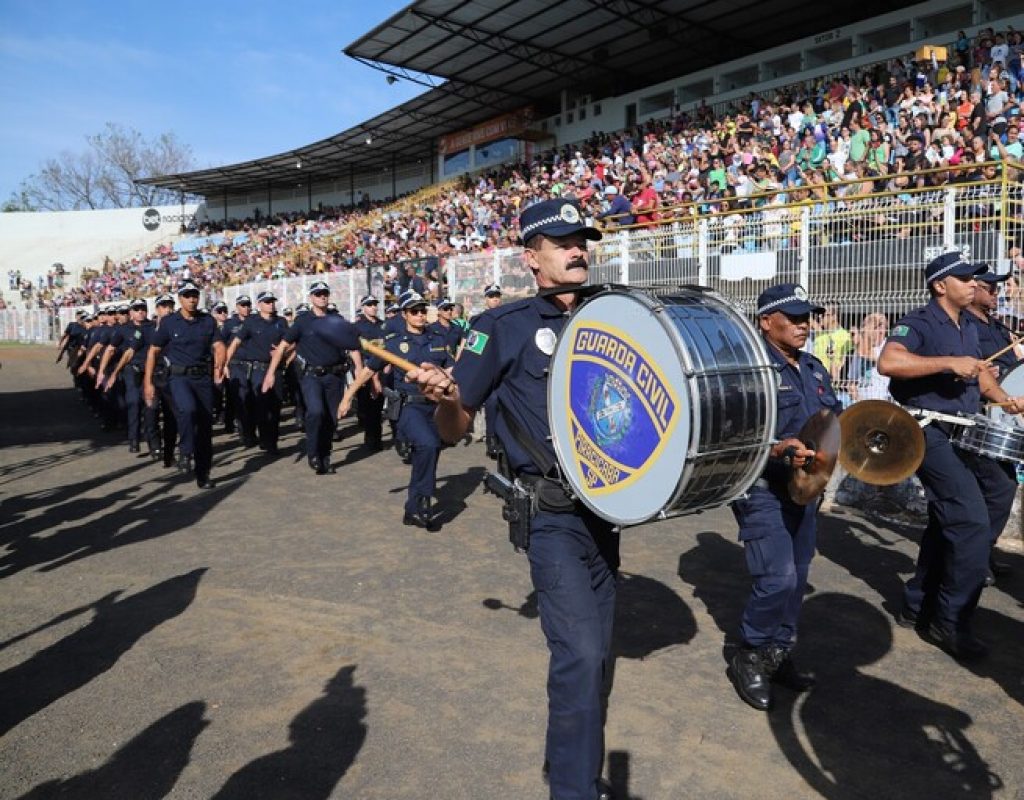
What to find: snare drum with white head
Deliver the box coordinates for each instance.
[952,413,1024,463]
[548,286,778,526]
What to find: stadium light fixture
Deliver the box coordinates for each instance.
[295,158,303,169]
[386,75,398,85]
[365,135,373,145]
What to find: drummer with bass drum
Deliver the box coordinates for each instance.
[728,283,843,713]
[878,253,1024,661]
[965,265,1020,584]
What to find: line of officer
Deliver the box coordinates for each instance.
[151,293,180,467]
[352,294,386,451]
[340,292,453,531]
[221,296,251,436]
[727,284,842,712]
[263,281,363,474]
[77,307,119,429]
[98,299,159,455]
[965,266,1019,584]
[406,199,617,800]
[144,281,226,489]
[224,290,288,456]
[56,309,89,380]
[878,252,1024,660]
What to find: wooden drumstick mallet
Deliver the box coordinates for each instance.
[359,338,454,395]
[980,334,1023,366]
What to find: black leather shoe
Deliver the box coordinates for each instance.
[196,474,215,489]
[894,602,920,629]
[149,445,162,460]
[767,646,816,691]
[318,455,332,475]
[927,624,988,661]
[728,646,772,710]
[128,441,140,453]
[403,502,441,532]
[241,436,257,449]
[176,455,193,475]
[308,455,322,473]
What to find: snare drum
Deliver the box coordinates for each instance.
[991,362,1024,428]
[548,286,778,526]
[951,413,1024,463]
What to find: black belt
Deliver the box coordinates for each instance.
[402,394,432,404]
[517,473,580,514]
[303,363,347,377]
[236,359,272,369]
[169,364,211,377]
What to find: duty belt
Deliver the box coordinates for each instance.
[303,363,347,377]
[402,394,432,404]
[168,364,212,377]
[236,359,272,370]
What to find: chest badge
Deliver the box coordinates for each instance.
[399,342,410,354]
[535,327,557,355]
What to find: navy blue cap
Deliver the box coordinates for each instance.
[976,265,1009,284]
[326,302,338,313]
[385,303,400,314]
[235,295,252,305]
[155,293,175,306]
[483,284,502,297]
[401,291,428,310]
[308,280,330,294]
[256,290,277,303]
[212,301,228,312]
[436,297,454,309]
[84,313,96,321]
[129,299,147,310]
[116,305,130,314]
[756,283,824,316]
[75,309,87,317]
[924,252,986,284]
[177,281,200,296]
[359,294,378,306]
[519,199,602,244]
[283,306,294,315]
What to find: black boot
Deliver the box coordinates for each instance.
[766,645,816,691]
[728,645,772,710]
[128,440,140,453]
[176,454,193,475]
[403,498,440,532]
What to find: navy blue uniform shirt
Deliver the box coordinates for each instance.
[426,320,464,355]
[112,320,156,367]
[454,295,569,476]
[233,314,287,361]
[972,312,1019,378]
[151,311,219,367]
[382,315,406,337]
[220,314,244,345]
[367,327,452,393]
[354,313,385,344]
[887,299,981,414]
[284,312,359,367]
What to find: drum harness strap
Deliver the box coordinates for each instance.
[903,407,976,437]
[497,401,579,514]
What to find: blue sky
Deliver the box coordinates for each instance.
[0,0,427,200]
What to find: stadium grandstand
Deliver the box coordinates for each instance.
[4,0,1024,408]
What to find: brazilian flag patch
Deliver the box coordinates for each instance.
[891,324,910,337]
[464,330,489,355]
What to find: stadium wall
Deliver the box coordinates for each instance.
[0,203,206,288]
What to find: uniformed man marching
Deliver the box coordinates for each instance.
[426,297,465,357]
[224,290,289,456]
[727,284,842,712]
[340,292,453,531]
[878,252,1024,660]
[262,281,363,474]
[151,293,179,466]
[144,282,225,489]
[99,299,159,455]
[352,294,386,451]
[405,199,617,800]
[221,296,251,435]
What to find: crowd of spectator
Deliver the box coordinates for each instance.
[5,24,1023,315]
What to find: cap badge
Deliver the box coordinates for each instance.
[560,204,580,224]
[793,286,808,301]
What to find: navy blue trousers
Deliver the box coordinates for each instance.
[528,510,618,800]
[975,455,1016,546]
[905,426,992,633]
[229,364,256,441]
[397,403,441,514]
[168,375,214,476]
[300,372,344,460]
[249,367,283,449]
[123,368,157,446]
[732,485,816,648]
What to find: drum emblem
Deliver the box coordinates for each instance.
[588,374,632,446]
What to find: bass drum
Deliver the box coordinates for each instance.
[548,286,778,526]
[992,362,1024,428]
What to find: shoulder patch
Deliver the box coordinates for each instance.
[464,330,490,355]
[891,324,910,337]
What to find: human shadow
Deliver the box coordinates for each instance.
[961,606,1024,707]
[0,569,205,736]
[0,591,121,651]
[0,442,97,486]
[0,474,245,578]
[16,701,209,799]
[988,548,1024,608]
[676,531,750,651]
[0,387,112,449]
[768,593,1001,799]
[607,750,645,800]
[211,664,367,800]
[434,465,488,526]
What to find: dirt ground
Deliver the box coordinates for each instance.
[1,344,1022,800]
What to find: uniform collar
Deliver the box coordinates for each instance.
[925,297,962,327]
[531,292,574,318]
[765,337,809,370]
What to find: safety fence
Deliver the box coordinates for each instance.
[0,309,64,344]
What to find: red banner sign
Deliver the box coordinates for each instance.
[438,107,536,155]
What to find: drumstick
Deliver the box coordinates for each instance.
[985,399,1020,408]
[358,338,454,395]
[981,335,1023,365]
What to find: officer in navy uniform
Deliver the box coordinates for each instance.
[221,296,251,434]
[78,307,118,429]
[225,290,289,456]
[56,309,88,376]
[97,304,132,432]
[353,294,386,451]
[340,292,453,530]
[151,294,179,466]
[382,292,416,460]
[263,280,363,474]
[726,284,842,712]
[99,299,159,455]
[144,281,225,488]
[878,252,1024,660]
[427,297,465,357]
[470,285,505,459]
[406,199,617,800]
[210,300,230,426]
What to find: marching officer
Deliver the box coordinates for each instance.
[224,290,288,456]
[144,281,225,489]
[99,299,159,455]
[151,293,179,466]
[340,292,452,530]
[727,284,842,712]
[966,266,1020,583]
[262,280,363,474]
[471,284,504,458]
[221,296,251,434]
[427,297,465,356]
[405,198,616,800]
[878,252,1024,660]
[353,294,386,451]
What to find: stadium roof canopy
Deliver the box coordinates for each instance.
[143,0,921,197]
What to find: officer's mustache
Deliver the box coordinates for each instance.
[568,257,589,271]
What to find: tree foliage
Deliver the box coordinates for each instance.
[6,124,196,212]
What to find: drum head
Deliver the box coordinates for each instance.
[548,291,691,525]
[995,362,1024,427]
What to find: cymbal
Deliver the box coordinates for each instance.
[789,410,841,505]
[839,400,925,486]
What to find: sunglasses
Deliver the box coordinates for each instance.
[405,307,428,315]
[311,291,329,297]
